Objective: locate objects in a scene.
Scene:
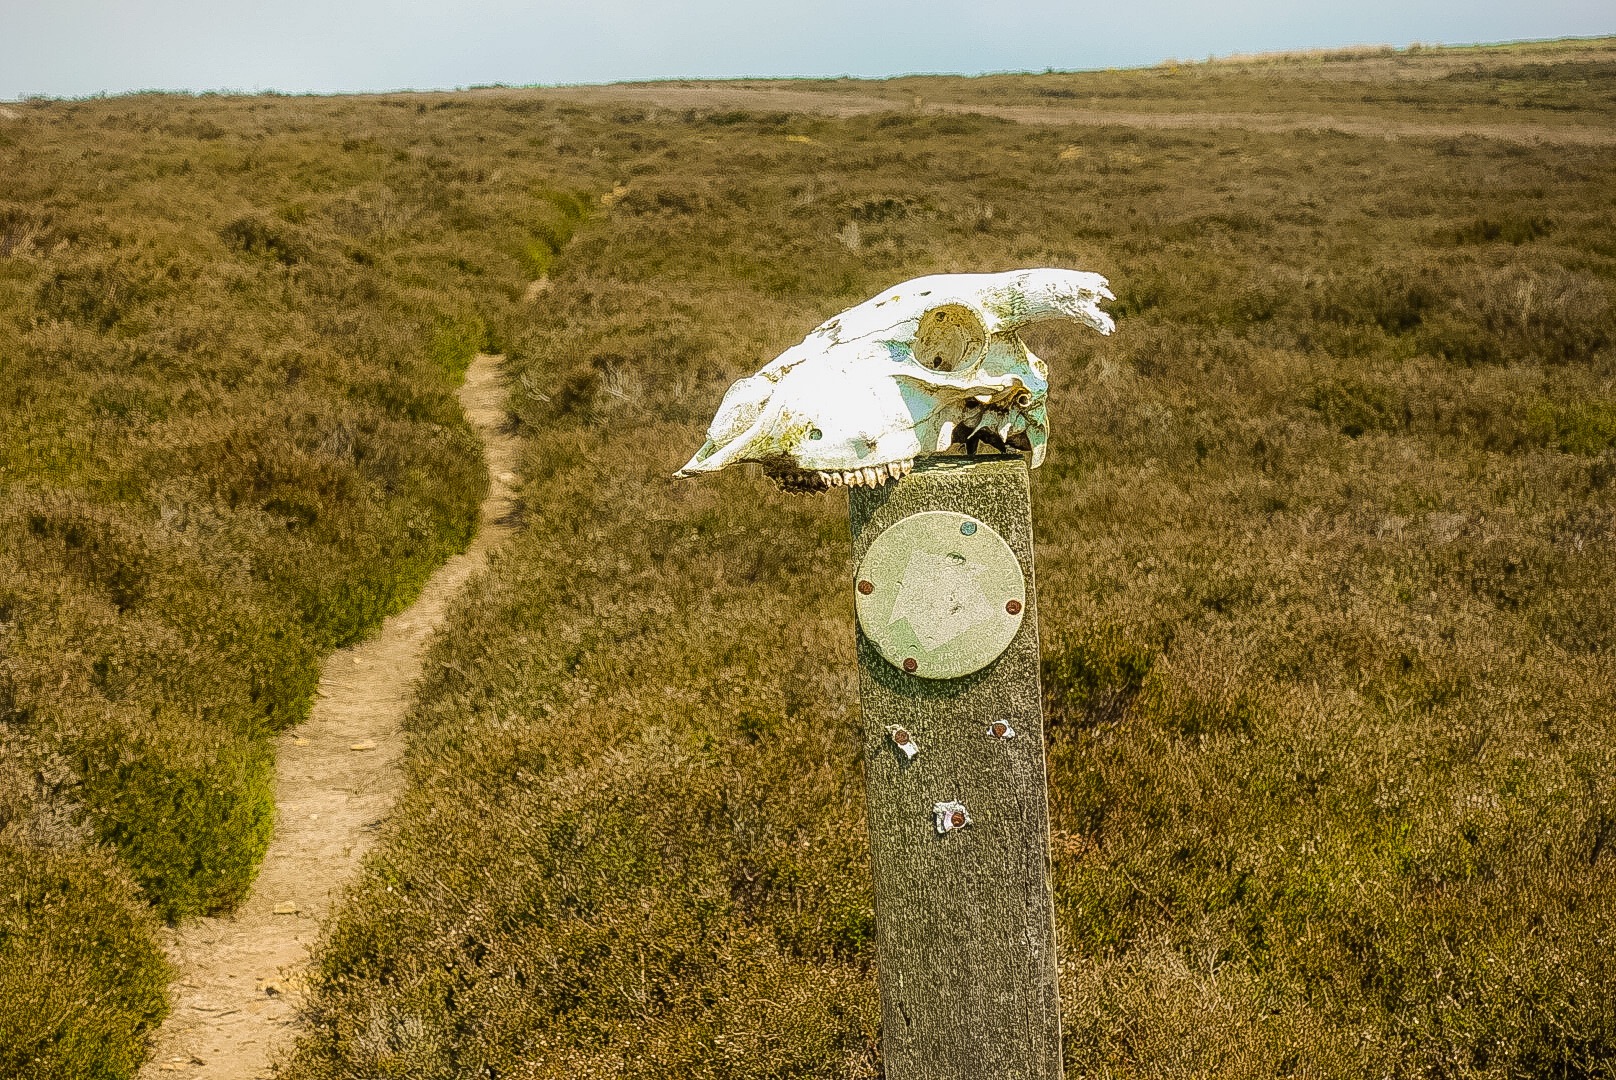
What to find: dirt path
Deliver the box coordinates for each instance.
[139,353,520,1078]
[530,83,1616,147]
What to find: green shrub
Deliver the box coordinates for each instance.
[0,844,168,1080]
[77,725,275,920]
[1313,266,1439,336]
[1526,398,1616,455]
[1307,377,1405,438]
[1042,624,1158,729]
[1415,310,1506,364]
[220,214,313,266]
[1448,214,1554,245]
[521,190,591,278]
[34,256,156,331]
[426,314,488,380]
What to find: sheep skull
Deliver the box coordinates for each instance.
[675,268,1113,492]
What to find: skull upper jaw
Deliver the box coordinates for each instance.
[676,328,1053,489]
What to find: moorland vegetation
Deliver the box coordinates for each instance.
[290,42,1616,1079]
[0,95,596,1076]
[1,36,1614,1079]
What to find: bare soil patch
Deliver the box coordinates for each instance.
[138,353,519,1079]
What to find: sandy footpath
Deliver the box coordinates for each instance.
[139,353,520,1078]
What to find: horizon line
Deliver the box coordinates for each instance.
[5,32,1612,105]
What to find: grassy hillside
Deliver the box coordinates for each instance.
[545,36,1616,149]
[0,95,596,1076]
[279,40,1616,1080]
[1,35,1612,1079]
[892,36,1616,124]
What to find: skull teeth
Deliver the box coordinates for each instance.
[768,460,914,494]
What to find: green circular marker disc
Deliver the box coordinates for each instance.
[854,510,1026,680]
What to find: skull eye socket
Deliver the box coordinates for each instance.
[912,303,987,373]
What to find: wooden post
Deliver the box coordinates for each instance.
[847,454,1062,1080]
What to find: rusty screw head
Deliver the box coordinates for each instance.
[990,720,1009,738]
[903,657,918,673]
[857,579,875,595]
[933,801,970,834]
[1006,599,1023,615]
[891,727,920,760]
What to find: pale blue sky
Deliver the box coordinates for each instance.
[2,0,1611,100]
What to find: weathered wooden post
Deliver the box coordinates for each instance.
[676,268,1114,1079]
[848,455,1060,1078]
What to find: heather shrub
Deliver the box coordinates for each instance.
[4,38,1614,1079]
[0,91,599,1074]
[0,844,167,1080]
[289,45,1616,1079]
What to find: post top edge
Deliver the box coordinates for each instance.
[909,453,1029,477]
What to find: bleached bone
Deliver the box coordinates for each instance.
[675,269,1113,492]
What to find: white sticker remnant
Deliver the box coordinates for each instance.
[933,801,972,835]
[888,725,920,759]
